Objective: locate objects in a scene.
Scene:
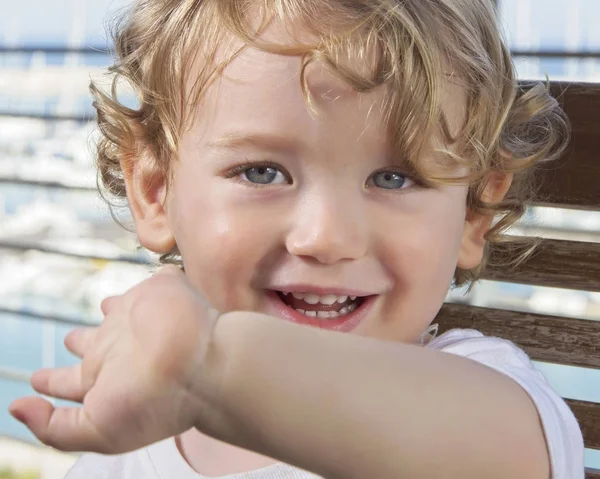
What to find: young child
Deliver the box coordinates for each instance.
[8,0,584,477]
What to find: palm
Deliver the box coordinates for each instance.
[8,266,220,454]
[82,353,197,452]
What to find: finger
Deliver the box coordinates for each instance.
[31,365,87,403]
[65,329,107,393]
[65,328,97,359]
[100,296,121,315]
[9,396,113,453]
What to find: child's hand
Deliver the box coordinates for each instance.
[8,266,223,454]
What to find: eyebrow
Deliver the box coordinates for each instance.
[206,131,303,154]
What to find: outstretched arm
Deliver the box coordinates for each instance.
[206,312,550,479]
[9,267,550,479]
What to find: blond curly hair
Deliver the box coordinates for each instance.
[91,0,569,286]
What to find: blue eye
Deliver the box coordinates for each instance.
[241,166,288,185]
[370,171,412,190]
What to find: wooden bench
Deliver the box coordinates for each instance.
[436,82,600,478]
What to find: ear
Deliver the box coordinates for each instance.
[457,172,513,270]
[120,150,177,254]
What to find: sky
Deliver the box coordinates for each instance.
[2,0,600,49]
[501,0,600,49]
[1,0,598,48]
[0,0,131,46]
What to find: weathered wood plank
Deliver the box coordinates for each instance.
[586,468,600,479]
[483,238,600,292]
[436,303,600,369]
[524,82,600,210]
[567,399,600,451]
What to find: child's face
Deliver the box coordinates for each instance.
[129,30,503,344]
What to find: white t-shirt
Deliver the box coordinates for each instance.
[65,329,585,479]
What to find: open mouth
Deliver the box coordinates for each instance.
[266,290,375,332]
[276,291,367,318]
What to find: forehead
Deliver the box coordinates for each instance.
[186,19,467,159]
[190,43,386,152]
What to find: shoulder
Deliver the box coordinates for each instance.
[427,328,529,362]
[426,328,556,402]
[428,328,585,479]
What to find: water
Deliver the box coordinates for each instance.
[0,316,79,443]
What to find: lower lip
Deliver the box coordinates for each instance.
[264,291,376,333]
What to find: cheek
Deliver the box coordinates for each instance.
[376,190,467,327]
[167,174,279,310]
[405,212,464,279]
[416,188,466,269]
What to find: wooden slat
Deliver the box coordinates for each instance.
[567,399,600,451]
[436,303,600,369]
[586,468,600,479]
[513,50,600,59]
[524,82,600,210]
[483,238,600,292]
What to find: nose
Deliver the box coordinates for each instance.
[285,192,369,264]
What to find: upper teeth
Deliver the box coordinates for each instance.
[289,292,354,305]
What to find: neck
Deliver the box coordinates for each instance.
[176,428,279,477]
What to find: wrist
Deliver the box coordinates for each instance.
[190,310,260,443]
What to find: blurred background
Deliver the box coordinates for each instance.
[0,0,599,477]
